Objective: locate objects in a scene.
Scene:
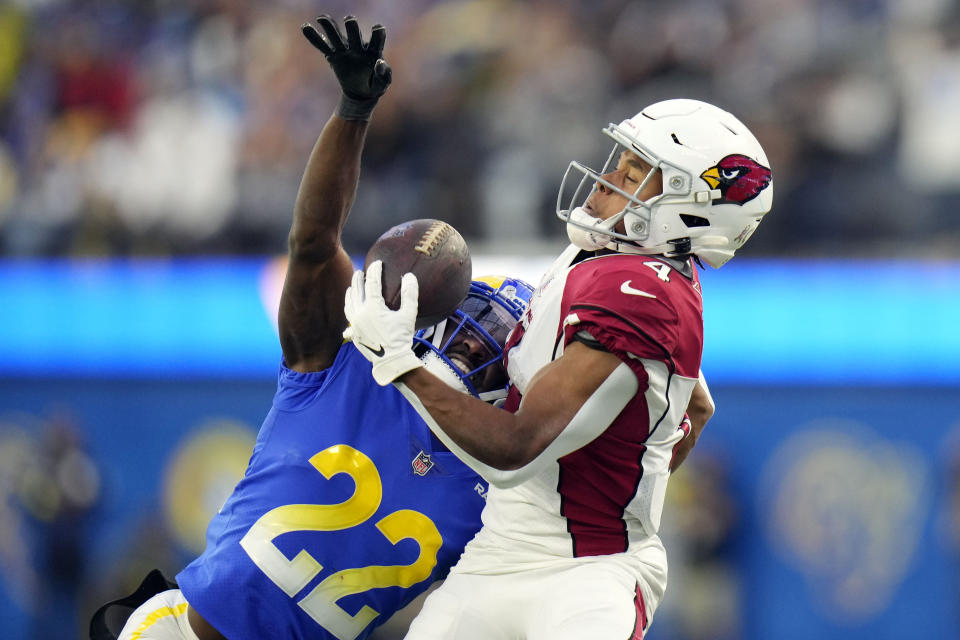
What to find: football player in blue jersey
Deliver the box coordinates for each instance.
[89,14,533,640]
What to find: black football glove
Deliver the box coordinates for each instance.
[302,14,392,121]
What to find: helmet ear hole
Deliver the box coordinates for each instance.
[679,214,710,228]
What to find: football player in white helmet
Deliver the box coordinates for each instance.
[346,86,772,640]
[559,98,773,268]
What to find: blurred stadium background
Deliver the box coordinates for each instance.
[1,0,960,638]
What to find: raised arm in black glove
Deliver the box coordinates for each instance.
[302,14,392,121]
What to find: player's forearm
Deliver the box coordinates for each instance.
[669,373,715,472]
[398,359,636,488]
[401,368,545,470]
[686,372,714,441]
[289,115,369,260]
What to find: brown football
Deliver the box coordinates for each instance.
[364,219,472,328]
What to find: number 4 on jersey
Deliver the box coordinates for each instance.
[644,261,672,282]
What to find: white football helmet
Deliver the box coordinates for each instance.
[557,99,773,268]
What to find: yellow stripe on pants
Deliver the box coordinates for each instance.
[129,603,189,639]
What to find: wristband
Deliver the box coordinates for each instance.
[336,94,380,121]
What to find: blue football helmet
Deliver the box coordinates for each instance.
[413,276,534,402]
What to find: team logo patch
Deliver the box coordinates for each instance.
[700,154,772,205]
[412,451,434,476]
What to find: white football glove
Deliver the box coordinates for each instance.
[343,260,423,385]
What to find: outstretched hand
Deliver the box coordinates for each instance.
[303,14,392,120]
[343,261,424,385]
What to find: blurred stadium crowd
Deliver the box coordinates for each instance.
[1,0,960,259]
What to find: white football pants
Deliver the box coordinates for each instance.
[404,559,649,640]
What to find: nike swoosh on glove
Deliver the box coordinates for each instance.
[343,260,424,385]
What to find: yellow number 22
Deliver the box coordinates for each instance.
[240,444,442,640]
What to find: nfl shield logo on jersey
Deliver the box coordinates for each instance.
[412,451,434,476]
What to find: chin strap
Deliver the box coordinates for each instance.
[420,351,470,394]
[565,207,620,251]
[565,207,697,266]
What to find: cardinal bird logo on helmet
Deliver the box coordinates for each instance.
[700,155,772,205]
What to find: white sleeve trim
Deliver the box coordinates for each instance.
[394,361,638,488]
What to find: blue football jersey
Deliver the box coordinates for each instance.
[177,344,487,640]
